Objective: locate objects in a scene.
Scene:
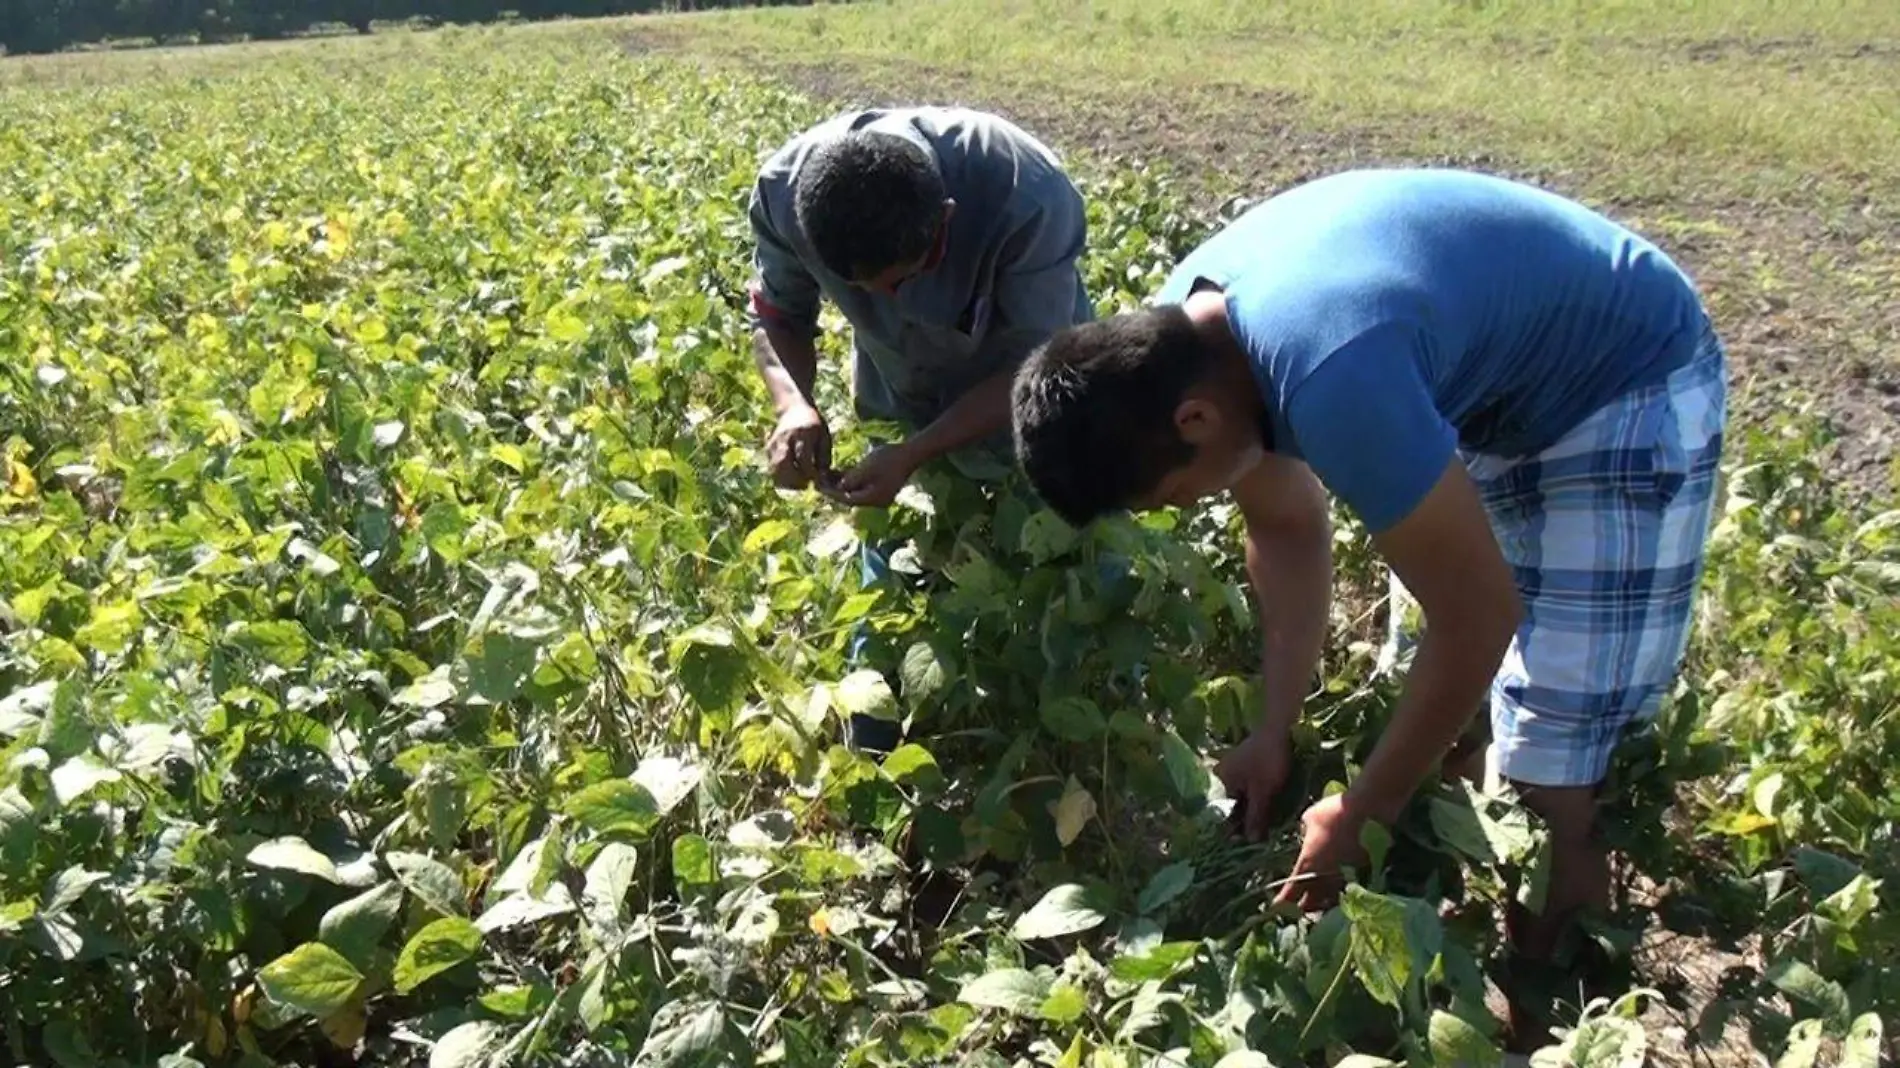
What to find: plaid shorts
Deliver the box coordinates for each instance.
[1382,325,1728,788]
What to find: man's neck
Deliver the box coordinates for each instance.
[1184,287,1273,449]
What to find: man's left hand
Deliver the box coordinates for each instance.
[1275,792,1373,912]
[825,442,925,508]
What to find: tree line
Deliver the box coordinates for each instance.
[0,0,805,56]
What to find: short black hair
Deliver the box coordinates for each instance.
[793,130,945,281]
[1012,306,1219,526]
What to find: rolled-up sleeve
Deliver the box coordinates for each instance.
[747,174,822,338]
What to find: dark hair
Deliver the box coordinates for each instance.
[793,130,945,281]
[1012,306,1219,526]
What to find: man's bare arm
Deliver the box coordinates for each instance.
[753,323,820,419]
[1231,454,1334,735]
[1350,459,1523,823]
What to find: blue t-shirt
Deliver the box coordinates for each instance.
[1157,169,1707,532]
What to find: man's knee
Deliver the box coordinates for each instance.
[1510,781,1600,845]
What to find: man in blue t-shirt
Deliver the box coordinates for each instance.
[1011,169,1726,1046]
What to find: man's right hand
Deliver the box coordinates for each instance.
[1216,725,1293,842]
[767,403,833,489]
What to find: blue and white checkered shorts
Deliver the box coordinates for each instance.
[1384,325,1727,788]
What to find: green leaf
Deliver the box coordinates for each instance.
[476,886,575,933]
[319,882,403,969]
[883,744,945,794]
[41,867,106,915]
[631,755,702,815]
[1790,847,1861,899]
[1040,695,1106,742]
[421,503,470,564]
[900,641,953,705]
[388,851,466,916]
[42,1020,96,1068]
[1012,883,1108,940]
[51,756,120,806]
[227,620,311,667]
[958,968,1049,1015]
[464,631,539,703]
[394,916,483,994]
[728,809,797,850]
[835,669,898,723]
[672,834,715,892]
[247,836,341,882]
[582,842,639,933]
[563,779,660,837]
[1109,941,1199,982]
[33,679,88,760]
[634,1000,726,1067]
[257,942,364,1017]
[480,984,554,1019]
[1430,1010,1500,1068]
[394,667,459,709]
[1160,728,1208,802]
[1019,509,1079,563]
[1137,862,1194,914]
[1764,959,1850,1030]
[1342,884,1410,1008]
[430,1020,509,1068]
[1544,1016,1646,1068]
[671,624,751,713]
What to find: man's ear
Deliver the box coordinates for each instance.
[1173,396,1224,446]
[941,198,957,225]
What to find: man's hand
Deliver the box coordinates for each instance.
[1216,727,1292,841]
[825,441,924,508]
[1276,793,1373,912]
[766,403,832,489]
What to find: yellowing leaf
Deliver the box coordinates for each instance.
[257,943,363,1018]
[319,997,368,1051]
[74,600,141,654]
[544,305,589,343]
[1050,778,1096,847]
[5,458,37,499]
[490,443,528,472]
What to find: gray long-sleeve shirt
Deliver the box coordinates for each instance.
[747,106,1094,431]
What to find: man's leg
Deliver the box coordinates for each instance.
[1476,327,1727,1048]
[844,539,904,755]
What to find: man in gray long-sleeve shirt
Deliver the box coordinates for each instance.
[747,106,1094,507]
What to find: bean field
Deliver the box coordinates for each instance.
[0,23,1895,1068]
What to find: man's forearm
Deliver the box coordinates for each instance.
[753,325,820,417]
[902,364,1013,462]
[1346,612,1515,823]
[1246,525,1332,737]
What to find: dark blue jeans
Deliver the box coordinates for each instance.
[844,540,904,755]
